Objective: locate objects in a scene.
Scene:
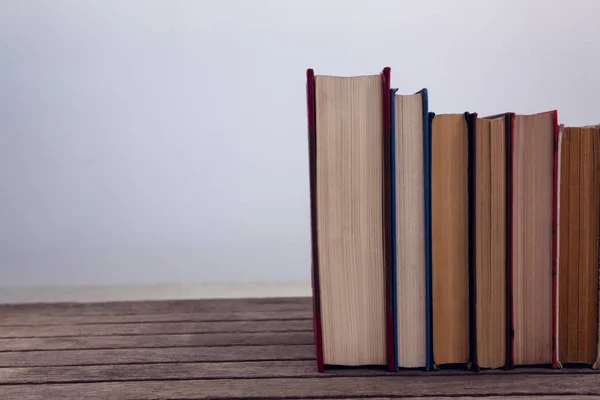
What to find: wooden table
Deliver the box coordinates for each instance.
[0,297,598,399]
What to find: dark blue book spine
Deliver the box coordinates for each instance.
[424,104,433,372]
[389,88,399,371]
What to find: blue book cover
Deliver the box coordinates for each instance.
[390,88,431,371]
[422,91,432,372]
[390,88,399,371]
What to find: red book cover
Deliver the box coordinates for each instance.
[305,68,323,372]
[306,67,394,372]
[550,110,559,370]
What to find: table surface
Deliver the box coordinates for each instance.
[0,296,598,399]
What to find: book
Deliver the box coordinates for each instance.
[556,123,600,367]
[430,112,471,368]
[306,68,394,371]
[390,88,431,370]
[469,113,510,370]
[511,111,558,368]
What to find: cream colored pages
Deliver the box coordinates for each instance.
[512,113,554,366]
[315,74,386,366]
[394,93,426,368]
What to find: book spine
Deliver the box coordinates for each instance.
[507,112,515,369]
[596,124,600,370]
[390,88,399,371]
[421,90,432,372]
[467,112,479,372]
[551,110,559,369]
[555,124,564,369]
[306,68,324,372]
[596,128,600,370]
[426,111,435,371]
[381,67,395,372]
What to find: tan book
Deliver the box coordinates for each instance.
[471,113,508,369]
[431,113,470,367]
[391,88,429,369]
[557,124,600,367]
[512,111,557,367]
[305,68,394,371]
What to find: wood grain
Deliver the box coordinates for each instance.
[0,360,382,384]
[296,398,600,400]
[0,345,315,367]
[0,311,312,327]
[0,319,311,338]
[1,296,598,399]
[0,331,314,351]
[0,374,598,399]
[0,297,312,316]
[0,361,595,385]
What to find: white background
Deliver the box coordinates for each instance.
[1,0,599,289]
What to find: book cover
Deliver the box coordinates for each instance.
[305,68,323,371]
[467,112,477,371]
[551,110,559,370]
[422,90,432,372]
[426,111,434,371]
[306,67,394,372]
[390,88,398,371]
[555,123,564,369]
[382,67,395,372]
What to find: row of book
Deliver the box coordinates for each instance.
[306,67,600,372]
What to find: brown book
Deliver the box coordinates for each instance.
[471,114,508,369]
[512,111,557,367]
[431,113,470,367]
[557,124,600,367]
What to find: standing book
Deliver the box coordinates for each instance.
[390,88,431,370]
[510,111,558,368]
[306,68,395,371]
[429,112,471,369]
[469,112,511,370]
[556,123,600,368]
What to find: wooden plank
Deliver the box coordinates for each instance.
[0,331,314,351]
[0,360,596,385]
[0,374,598,399]
[0,310,312,326]
[0,319,312,338]
[0,360,367,384]
[0,345,315,367]
[0,297,312,316]
[295,398,600,400]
